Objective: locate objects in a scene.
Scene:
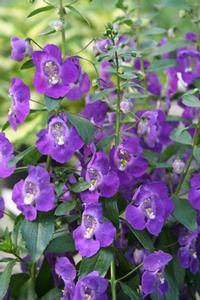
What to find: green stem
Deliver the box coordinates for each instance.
[110,260,117,300]
[117,263,142,282]
[59,0,66,55]
[115,51,121,146]
[175,118,200,195]
[46,155,51,171]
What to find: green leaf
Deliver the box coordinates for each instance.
[151,40,186,56]
[40,29,56,36]
[23,147,41,165]
[70,180,91,193]
[67,112,95,144]
[102,197,119,229]
[27,5,54,18]
[96,135,114,152]
[8,145,35,167]
[21,213,55,262]
[125,220,154,251]
[44,95,61,111]
[66,5,91,27]
[182,94,200,108]
[172,257,185,288]
[148,59,176,72]
[46,232,75,253]
[0,260,16,300]
[35,257,54,297]
[170,127,193,145]
[17,278,37,300]
[172,195,197,231]
[40,288,62,300]
[9,273,29,298]
[164,267,179,300]
[90,89,114,102]
[20,59,34,70]
[79,248,114,277]
[143,27,166,35]
[55,200,76,216]
[120,282,141,300]
[193,146,200,162]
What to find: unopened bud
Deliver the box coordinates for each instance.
[49,19,64,31]
[172,159,185,174]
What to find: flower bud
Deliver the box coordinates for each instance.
[172,159,185,174]
[49,19,64,31]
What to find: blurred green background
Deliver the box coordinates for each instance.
[0,0,198,145]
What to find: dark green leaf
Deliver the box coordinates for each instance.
[182,94,200,108]
[79,248,113,277]
[102,197,119,229]
[70,180,91,193]
[148,59,176,72]
[125,220,154,251]
[0,260,16,300]
[17,278,37,300]
[120,282,141,300]
[164,267,179,300]
[20,59,34,70]
[8,145,35,167]
[90,89,114,102]
[27,5,54,18]
[55,200,76,216]
[46,232,75,253]
[193,146,200,162]
[9,273,29,298]
[172,257,185,288]
[21,213,55,262]
[170,127,193,145]
[36,257,54,297]
[40,288,62,300]
[96,135,114,152]
[67,112,95,144]
[1,121,9,131]
[44,95,61,111]
[172,195,197,231]
[23,147,41,165]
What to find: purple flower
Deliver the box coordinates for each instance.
[141,250,172,297]
[55,256,76,299]
[125,182,174,236]
[185,32,197,42]
[177,227,199,274]
[73,203,116,257]
[189,172,200,210]
[36,113,83,164]
[0,197,5,219]
[80,151,119,203]
[32,44,80,99]
[177,49,200,85]
[65,57,90,101]
[12,165,55,221]
[137,110,172,149]
[94,38,111,55]
[8,77,30,130]
[11,36,32,62]
[172,159,185,174]
[147,72,162,96]
[73,271,108,300]
[110,137,148,187]
[0,132,16,178]
[81,99,109,125]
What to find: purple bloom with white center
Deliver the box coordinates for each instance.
[177,49,200,85]
[32,44,81,99]
[65,57,90,101]
[177,227,199,274]
[36,113,83,164]
[8,77,30,130]
[11,36,32,62]
[189,172,200,210]
[110,137,148,186]
[80,151,119,203]
[141,250,172,297]
[0,132,16,178]
[12,165,55,221]
[0,197,5,219]
[55,256,76,300]
[73,271,108,300]
[73,203,116,257]
[125,182,174,236]
[81,99,109,125]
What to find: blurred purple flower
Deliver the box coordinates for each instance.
[9,77,30,130]
[0,132,16,178]
[189,172,200,210]
[11,36,32,61]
